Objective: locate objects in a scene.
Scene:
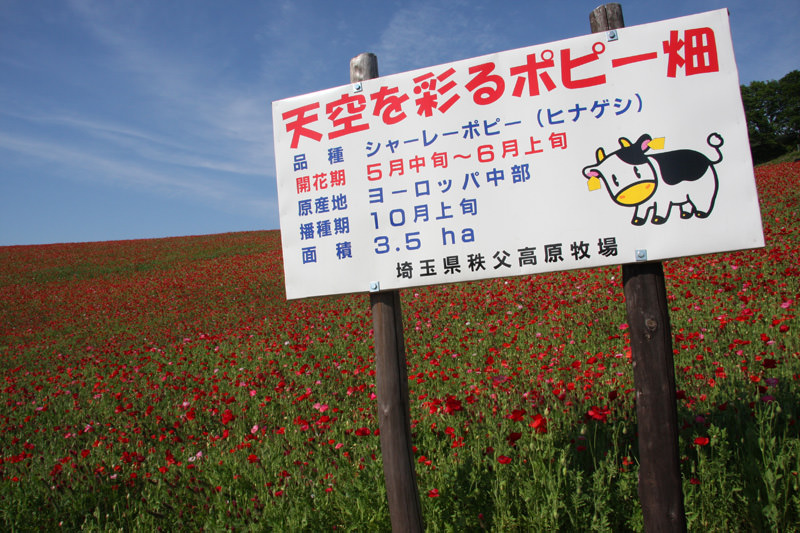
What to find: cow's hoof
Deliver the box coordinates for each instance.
[695,211,709,218]
[632,217,645,226]
[681,212,692,219]
[652,216,667,225]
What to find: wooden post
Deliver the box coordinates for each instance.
[371,290,423,532]
[590,5,687,532]
[350,53,424,533]
[622,262,686,532]
[589,2,625,32]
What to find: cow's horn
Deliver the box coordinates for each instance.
[619,137,631,148]
[596,148,605,163]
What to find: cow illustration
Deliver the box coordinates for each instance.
[582,133,724,225]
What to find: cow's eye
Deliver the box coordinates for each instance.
[634,166,642,179]
[611,174,619,187]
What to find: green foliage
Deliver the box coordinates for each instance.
[741,70,800,164]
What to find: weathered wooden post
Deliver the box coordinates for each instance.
[350,52,424,533]
[590,4,687,532]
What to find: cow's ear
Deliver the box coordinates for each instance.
[618,138,631,148]
[582,167,602,191]
[595,147,606,163]
[636,134,653,152]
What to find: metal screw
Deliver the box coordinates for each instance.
[635,249,647,261]
[607,29,618,41]
[353,82,363,93]
[369,281,380,292]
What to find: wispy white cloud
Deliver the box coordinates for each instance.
[254,1,347,93]
[0,1,278,211]
[2,107,273,197]
[65,4,273,146]
[372,1,506,76]
[0,129,276,218]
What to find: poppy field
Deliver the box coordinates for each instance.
[1,162,799,531]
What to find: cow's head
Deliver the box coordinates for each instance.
[582,134,662,207]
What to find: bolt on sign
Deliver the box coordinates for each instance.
[272,9,764,300]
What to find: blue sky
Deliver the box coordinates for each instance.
[1,0,797,246]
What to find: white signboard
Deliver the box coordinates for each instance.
[272,9,764,300]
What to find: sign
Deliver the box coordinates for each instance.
[272,9,764,300]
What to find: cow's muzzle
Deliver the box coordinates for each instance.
[614,181,656,205]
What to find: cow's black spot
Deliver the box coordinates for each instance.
[617,146,649,165]
[650,150,712,185]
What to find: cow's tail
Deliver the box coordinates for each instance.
[707,133,724,164]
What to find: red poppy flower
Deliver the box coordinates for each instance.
[693,436,710,446]
[506,432,522,446]
[587,405,610,423]
[444,395,463,414]
[221,409,235,425]
[530,414,548,434]
[497,455,512,464]
[506,409,526,422]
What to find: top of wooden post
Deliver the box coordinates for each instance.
[589,3,624,32]
[350,53,379,83]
